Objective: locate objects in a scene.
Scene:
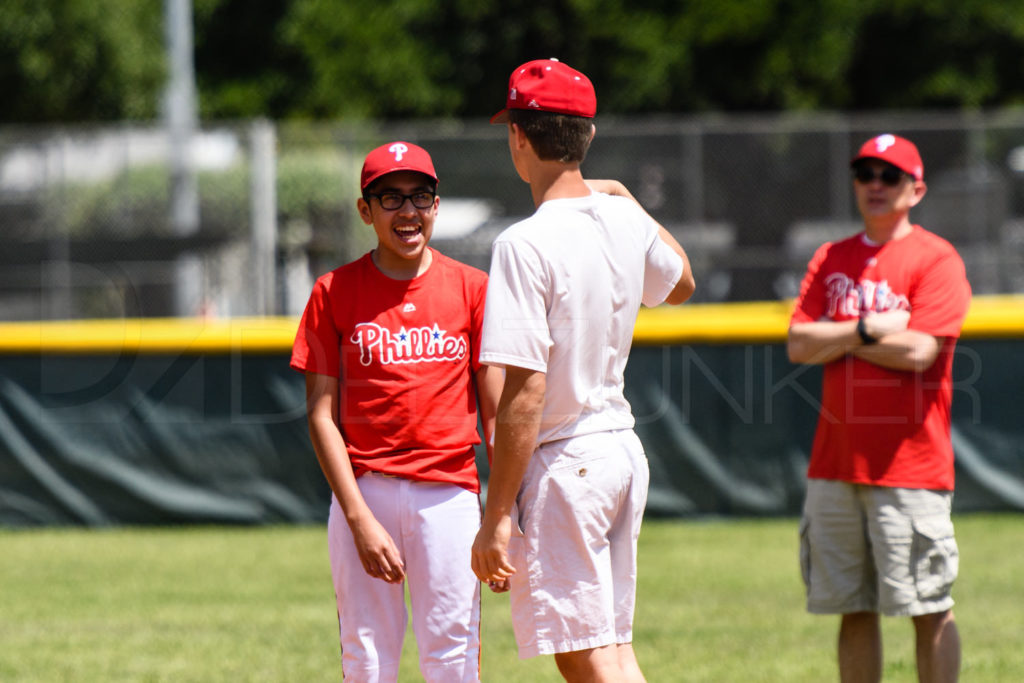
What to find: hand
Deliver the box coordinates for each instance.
[486,578,511,593]
[585,179,636,201]
[863,309,911,339]
[350,515,405,584]
[471,516,516,584]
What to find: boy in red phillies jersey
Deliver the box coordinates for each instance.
[291,141,503,682]
[788,134,971,682]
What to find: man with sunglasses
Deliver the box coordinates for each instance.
[788,134,971,683]
[291,141,504,681]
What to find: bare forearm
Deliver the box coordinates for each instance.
[852,330,941,372]
[484,421,538,520]
[789,309,916,365]
[787,319,860,365]
[304,373,403,582]
[308,415,372,523]
[474,365,503,464]
[658,225,696,304]
[789,318,940,372]
[481,369,545,523]
[304,373,372,525]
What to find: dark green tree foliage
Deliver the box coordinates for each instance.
[257,0,1024,118]
[279,0,461,118]
[4,0,1024,123]
[193,0,308,119]
[0,0,164,122]
[846,2,1024,109]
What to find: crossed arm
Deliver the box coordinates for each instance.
[787,309,943,372]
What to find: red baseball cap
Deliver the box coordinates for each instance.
[491,58,596,124]
[360,141,438,190]
[851,134,924,181]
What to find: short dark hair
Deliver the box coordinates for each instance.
[508,109,593,163]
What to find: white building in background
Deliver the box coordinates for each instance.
[0,129,240,194]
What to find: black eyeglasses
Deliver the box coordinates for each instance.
[852,165,906,187]
[367,191,436,210]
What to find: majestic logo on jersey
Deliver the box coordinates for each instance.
[403,303,416,313]
[823,273,909,318]
[351,322,467,366]
[388,143,409,161]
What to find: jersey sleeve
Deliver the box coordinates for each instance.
[641,216,685,307]
[907,247,972,338]
[479,239,551,372]
[290,277,341,377]
[790,242,832,324]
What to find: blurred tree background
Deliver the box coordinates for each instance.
[4,0,1024,124]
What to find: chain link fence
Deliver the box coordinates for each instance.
[3,111,1023,320]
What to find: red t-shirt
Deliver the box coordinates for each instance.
[790,226,971,490]
[290,249,488,492]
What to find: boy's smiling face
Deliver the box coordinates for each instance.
[358,171,438,277]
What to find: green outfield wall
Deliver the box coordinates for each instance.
[1,296,1022,525]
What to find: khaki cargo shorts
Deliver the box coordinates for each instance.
[799,479,958,617]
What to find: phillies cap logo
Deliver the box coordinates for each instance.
[360,141,437,189]
[874,134,897,153]
[389,143,409,162]
[851,133,923,180]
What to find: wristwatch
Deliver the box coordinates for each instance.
[856,316,878,345]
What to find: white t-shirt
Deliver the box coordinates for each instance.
[480,191,683,445]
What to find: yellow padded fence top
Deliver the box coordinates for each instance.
[631,294,1024,345]
[0,316,301,354]
[0,295,1022,353]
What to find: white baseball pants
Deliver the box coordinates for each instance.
[328,473,482,682]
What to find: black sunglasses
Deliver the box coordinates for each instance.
[852,165,907,187]
[367,190,436,210]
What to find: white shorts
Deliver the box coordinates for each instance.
[328,473,482,682]
[507,429,650,658]
[800,479,958,617]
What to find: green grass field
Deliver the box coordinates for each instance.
[1,514,1021,682]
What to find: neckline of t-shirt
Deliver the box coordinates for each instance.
[860,224,918,248]
[367,247,436,284]
[537,191,599,209]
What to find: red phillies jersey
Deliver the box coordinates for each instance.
[291,249,488,492]
[791,226,971,490]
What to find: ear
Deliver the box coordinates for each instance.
[356,197,373,225]
[510,122,529,150]
[588,123,596,144]
[909,180,928,207]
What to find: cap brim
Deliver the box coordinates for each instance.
[850,154,920,180]
[361,168,438,191]
[490,109,510,124]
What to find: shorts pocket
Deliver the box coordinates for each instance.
[798,517,812,590]
[911,515,959,600]
[548,453,606,475]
